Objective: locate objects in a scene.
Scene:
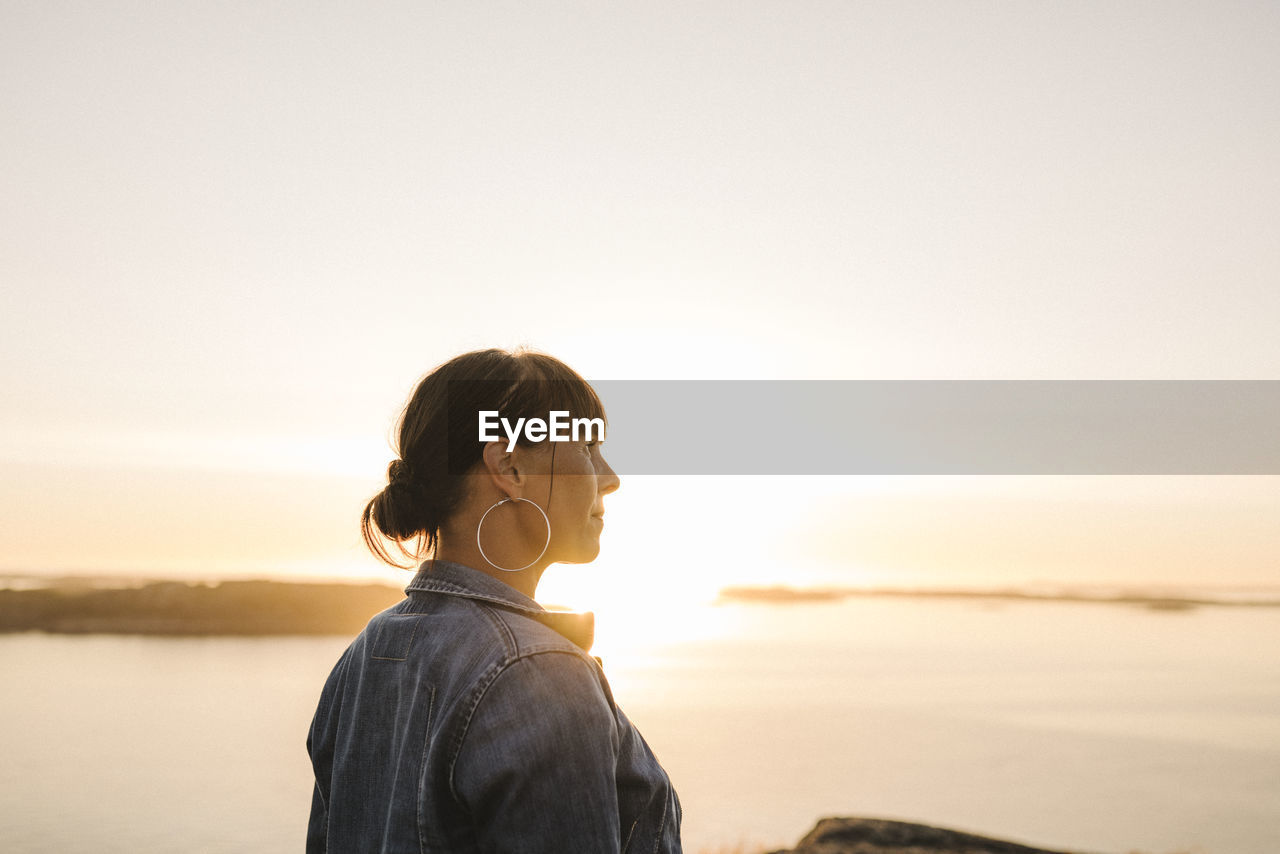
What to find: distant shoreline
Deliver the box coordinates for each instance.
[0,578,404,636]
[3,576,1278,637]
[716,584,1280,611]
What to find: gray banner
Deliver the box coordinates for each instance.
[585,381,1280,474]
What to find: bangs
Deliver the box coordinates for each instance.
[508,351,608,432]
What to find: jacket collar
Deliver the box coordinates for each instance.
[405,559,595,654]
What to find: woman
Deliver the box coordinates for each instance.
[306,347,683,853]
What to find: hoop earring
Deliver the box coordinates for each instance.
[476,497,551,573]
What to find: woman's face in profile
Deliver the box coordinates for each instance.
[542,436,619,564]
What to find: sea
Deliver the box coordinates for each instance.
[2,593,1278,854]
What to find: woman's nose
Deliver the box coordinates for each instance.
[599,456,620,494]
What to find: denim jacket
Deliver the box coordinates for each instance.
[307,559,683,853]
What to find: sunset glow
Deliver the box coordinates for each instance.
[4,2,1280,852]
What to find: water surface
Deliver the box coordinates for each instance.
[2,597,1277,853]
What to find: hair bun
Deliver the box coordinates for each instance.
[387,458,414,485]
[376,477,431,541]
[384,458,444,525]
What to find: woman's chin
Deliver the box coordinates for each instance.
[562,539,602,565]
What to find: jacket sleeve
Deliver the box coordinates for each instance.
[305,643,353,854]
[452,650,622,853]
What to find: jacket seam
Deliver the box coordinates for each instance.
[649,790,669,854]
[621,813,641,853]
[416,684,436,854]
[371,618,420,661]
[476,602,518,656]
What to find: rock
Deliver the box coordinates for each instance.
[765,817,1095,854]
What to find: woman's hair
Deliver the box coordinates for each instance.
[362,347,607,568]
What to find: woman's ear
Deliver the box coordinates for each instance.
[481,440,523,495]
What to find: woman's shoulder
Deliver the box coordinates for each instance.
[466,603,614,705]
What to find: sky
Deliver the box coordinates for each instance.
[2,1,1278,607]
